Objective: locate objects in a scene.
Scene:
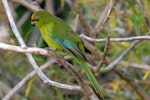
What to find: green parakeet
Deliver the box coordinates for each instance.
[31,10,103,97]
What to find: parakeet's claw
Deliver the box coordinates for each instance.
[50,48,57,51]
[45,47,57,55]
[45,47,57,51]
[22,47,28,49]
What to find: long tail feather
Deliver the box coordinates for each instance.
[77,59,104,98]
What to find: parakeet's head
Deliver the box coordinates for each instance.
[31,10,51,28]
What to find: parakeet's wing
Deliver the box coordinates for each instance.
[51,20,85,59]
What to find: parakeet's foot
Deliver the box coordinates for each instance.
[45,47,57,51]
[22,47,27,49]
[45,47,57,55]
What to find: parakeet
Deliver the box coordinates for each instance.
[31,10,103,97]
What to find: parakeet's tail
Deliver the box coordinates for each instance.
[77,59,104,98]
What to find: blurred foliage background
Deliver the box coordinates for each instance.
[0,0,150,100]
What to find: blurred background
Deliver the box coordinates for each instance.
[0,0,150,100]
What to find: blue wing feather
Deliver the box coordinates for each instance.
[51,34,74,48]
[51,34,86,60]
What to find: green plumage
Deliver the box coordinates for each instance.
[31,10,103,98]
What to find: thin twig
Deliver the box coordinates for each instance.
[100,40,141,73]
[12,0,40,11]
[120,61,150,70]
[136,0,150,27]
[93,37,110,75]
[80,34,150,42]
[95,0,117,35]
[46,0,55,14]
[83,40,110,64]
[17,11,32,27]
[73,14,79,32]
[128,63,150,70]
[71,0,94,36]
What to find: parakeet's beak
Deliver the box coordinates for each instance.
[31,14,35,26]
[31,21,35,26]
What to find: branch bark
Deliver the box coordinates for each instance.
[71,0,94,37]
[80,33,150,42]
[12,0,40,11]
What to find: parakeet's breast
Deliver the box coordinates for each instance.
[39,24,70,56]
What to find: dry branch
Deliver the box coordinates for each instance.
[71,0,94,36]
[93,37,110,75]
[80,34,150,42]
[95,0,117,35]
[12,0,40,11]
[100,40,141,73]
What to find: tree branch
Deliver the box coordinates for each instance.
[136,0,150,27]
[95,0,117,35]
[80,33,150,42]
[70,0,94,36]
[100,40,141,73]
[12,0,40,12]
[93,37,110,75]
